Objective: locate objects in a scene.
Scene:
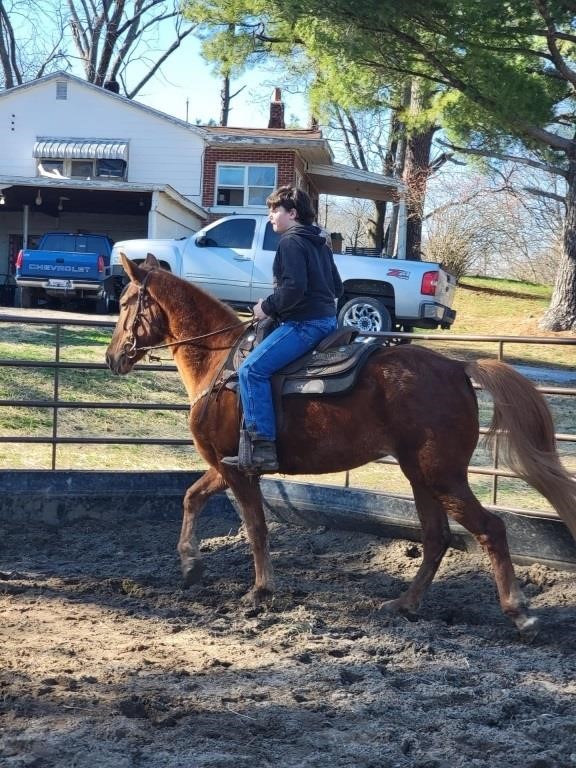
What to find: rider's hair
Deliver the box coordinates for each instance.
[266,186,316,225]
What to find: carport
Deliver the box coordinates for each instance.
[0,176,206,277]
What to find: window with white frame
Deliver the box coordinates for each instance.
[216,164,277,207]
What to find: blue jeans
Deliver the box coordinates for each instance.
[239,316,338,441]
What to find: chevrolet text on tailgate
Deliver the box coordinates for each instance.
[15,232,116,313]
[111,215,457,333]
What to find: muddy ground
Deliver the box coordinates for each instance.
[1,508,575,768]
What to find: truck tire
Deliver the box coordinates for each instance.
[96,288,118,315]
[338,296,392,333]
[14,286,37,309]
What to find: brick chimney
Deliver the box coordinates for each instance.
[268,87,285,129]
[103,80,120,93]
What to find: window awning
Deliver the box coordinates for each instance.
[33,138,129,161]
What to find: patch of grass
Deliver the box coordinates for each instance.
[460,276,552,300]
[420,275,576,370]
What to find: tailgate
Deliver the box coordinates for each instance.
[435,269,457,307]
[20,250,101,282]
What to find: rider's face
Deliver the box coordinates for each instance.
[268,204,297,233]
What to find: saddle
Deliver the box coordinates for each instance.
[222,323,382,399]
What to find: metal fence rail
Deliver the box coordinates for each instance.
[0,313,575,514]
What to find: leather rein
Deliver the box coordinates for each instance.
[122,271,254,360]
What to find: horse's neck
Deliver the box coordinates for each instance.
[170,311,241,401]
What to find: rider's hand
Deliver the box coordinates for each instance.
[253,299,268,321]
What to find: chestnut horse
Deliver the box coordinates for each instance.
[106,254,576,636]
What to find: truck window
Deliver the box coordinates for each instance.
[40,234,110,252]
[263,222,281,252]
[41,234,76,251]
[77,236,111,253]
[204,219,255,249]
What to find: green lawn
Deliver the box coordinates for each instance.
[417,275,576,370]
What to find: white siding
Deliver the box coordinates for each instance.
[0,79,205,205]
[149,192,203,238]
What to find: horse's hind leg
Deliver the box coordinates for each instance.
[380,482,452,617]
[178,467,228,586]
[442,482,536,635]
[400,470,535,635]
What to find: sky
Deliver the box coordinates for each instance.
[131,35,309,129]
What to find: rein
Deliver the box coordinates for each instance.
[123,271,255,360]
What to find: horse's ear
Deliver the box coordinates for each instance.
[145,253,160,268]
[120,253,147,286]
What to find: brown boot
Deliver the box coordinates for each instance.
[221,433,279,474]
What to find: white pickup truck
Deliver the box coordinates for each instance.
[111,214,457,333]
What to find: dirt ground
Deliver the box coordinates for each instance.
[1,509,576,768]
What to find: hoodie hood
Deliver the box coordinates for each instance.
[281,223,326,248]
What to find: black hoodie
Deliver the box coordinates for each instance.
[261,224,343,321]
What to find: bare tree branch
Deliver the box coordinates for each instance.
[332,105,360,169]
[343,107,369,171]
[436,138,568,178]
[0,1,22,86]
[534,0,576,89]
[125,24,195,98]
[523,185,566,203]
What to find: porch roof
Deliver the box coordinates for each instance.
[307,163,405,203]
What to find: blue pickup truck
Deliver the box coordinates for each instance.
[15,232,117,312]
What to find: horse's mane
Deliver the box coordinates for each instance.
[146,265,242,327]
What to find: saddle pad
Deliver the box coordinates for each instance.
[281,341,381,396]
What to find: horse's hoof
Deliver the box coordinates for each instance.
[242,586,274,608]
[515,614,540,642]
[378,598,419,621]
[182,559,204,588]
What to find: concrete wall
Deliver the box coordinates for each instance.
[1,471,574,571]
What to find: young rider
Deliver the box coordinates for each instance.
[222,185,343,473]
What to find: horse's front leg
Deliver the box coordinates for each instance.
[178,467,228,586]
[221,468,274,606]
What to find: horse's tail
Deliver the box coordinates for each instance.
[466,358,576,540]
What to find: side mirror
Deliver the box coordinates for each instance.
[195,234,207,247]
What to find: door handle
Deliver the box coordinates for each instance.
[233,255,252,261]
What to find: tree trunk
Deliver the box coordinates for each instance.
[385,86,410,255]
[220,74,230,126]
[540,160,576,330]
[368,201,386,250]
[404,126,434,260]
[403,80,435,261]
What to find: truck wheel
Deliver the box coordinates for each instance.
[14,287,37,309]
[338,296,392,333]
[96,289,118,314]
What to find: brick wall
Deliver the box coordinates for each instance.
[202,147,321,222]
[203,148,296,208]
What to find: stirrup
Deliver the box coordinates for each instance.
[221,431,279,474]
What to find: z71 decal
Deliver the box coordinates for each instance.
[386,268,410,280]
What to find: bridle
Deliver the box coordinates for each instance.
[122,270,254,361]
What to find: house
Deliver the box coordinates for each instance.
[0,73,405,279]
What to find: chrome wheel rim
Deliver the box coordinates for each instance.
[342,302,385,333]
